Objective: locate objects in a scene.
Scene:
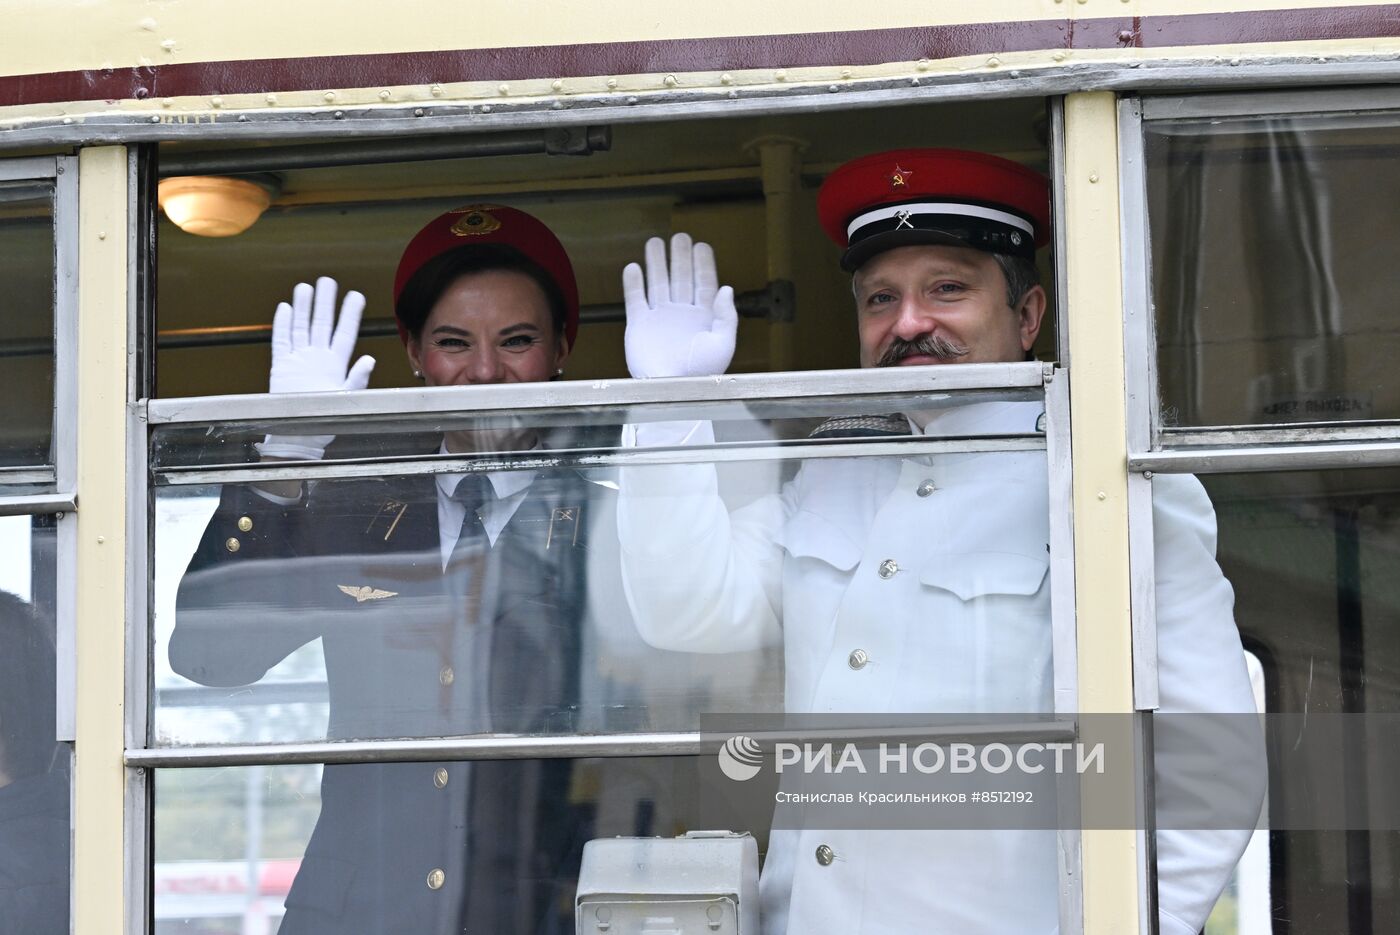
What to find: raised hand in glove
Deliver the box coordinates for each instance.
[255,276,376,462]
[622,233,737,379]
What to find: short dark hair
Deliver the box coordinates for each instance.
[990,252,1041,309]
[0,590,60,780]
[394,243,569,341]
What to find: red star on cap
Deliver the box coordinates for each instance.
[890,165,913,189]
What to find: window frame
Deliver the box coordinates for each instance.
[121,87,1091,935]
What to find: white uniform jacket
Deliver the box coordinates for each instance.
[617,400,1264,935]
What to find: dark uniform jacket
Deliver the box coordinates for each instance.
[172,467,606,934]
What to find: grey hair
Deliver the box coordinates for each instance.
[990,253,1041,310]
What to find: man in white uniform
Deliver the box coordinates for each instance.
[615,149,1264,933]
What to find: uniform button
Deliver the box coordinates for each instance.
[815,844,835,866]
[439,666,455,686]
[426,868,445,890]
[916,479,936,497]
[237,516,254,532]
[848,649,869,670]
[224,537,240,553]
[877,559,898,579]
[433,768,449,789]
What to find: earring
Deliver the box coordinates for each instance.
[413,369,423,379]
[554,368,564,376]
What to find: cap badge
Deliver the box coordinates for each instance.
[449,206,502,237]
[889,165,913,189]
[894,209,915,230]
[1010,231,1023,247]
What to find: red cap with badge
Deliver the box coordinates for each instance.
[817,149,1050,272]
[392,203,580,346]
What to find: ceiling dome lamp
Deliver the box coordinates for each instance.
[157,174,281,237]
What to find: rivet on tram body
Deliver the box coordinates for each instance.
[1143,471,1154,480]
[62,117,73,124]
[414,108,425,116]
[265,93,277,105]
[1089,173,1100,183]
[322,91,335,102]
[552,79,565,91]
[160,39,176,52]
[551,101,564,110]
[97,231,107,240]
[774,69,787,81]
[916,58,930,71]
[840,69,852,79]
[139,17,157,31]
[720,73,733,85]
[498,83,510,95]
[149,115,160,123]
[910,77,920,86]
[480,105,492,113]
[237,114,249,122]
[627,96,639,104]
[986,57,1000,68]
[210,97,223,108]
[96,536,106,544]
[333,110,344,119]
[379,89,391,100]
[828,85,839,93]
[431,84,444,96]
[1052,51,1067,62]
[663,75,678,87]
[162,98,174,107]
[728,90,738,99]
[1096,491,1107,501]
[606,78,618,90]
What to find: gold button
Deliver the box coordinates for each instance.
[433,768,449,789]
[877,559,898,579]
[426,868,445,890]
[439,666,455,686]
[224,537,240,553]
[237,516,253,532]
[815,844,835,866]
[916,480,936,497]
[848,649,869,670]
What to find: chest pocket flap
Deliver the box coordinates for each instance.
[775,510,861,571]
[918,551,1049,601]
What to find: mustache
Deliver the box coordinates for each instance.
[875,334,970,367]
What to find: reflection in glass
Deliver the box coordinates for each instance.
[0,516,68,935]
[1147,113,1400,428]
[153,757,710,935]
[1197,468,1400,930]
[0,183,56,468]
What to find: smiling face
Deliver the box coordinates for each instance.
[405,269,570,386]
[852,244,1046,368]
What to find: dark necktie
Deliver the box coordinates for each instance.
[450,473,494,561]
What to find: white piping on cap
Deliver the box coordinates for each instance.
[847,201,1034,240]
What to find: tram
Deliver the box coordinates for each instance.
[3,2,1400,933]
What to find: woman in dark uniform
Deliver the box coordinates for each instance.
[172,205,609,934]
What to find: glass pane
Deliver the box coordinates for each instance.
[1146,112,1400,428]
[1164,467,1400,931]
[153,757,709,935]
[0,514,69,935]
[151,390,1054,746]
[0,181,56,468]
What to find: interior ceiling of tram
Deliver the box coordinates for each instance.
[155,97,1051,398]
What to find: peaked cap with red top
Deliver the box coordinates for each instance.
[392,203,580,347]
[817,149,1050,272]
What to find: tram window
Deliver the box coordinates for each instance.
[151,97,1055,399]
[1146,111,1400,428]
[151,756,739,934]
[0,516,68,935]
[1182,468,1400,931]
[0,181,56,470]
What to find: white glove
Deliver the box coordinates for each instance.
[255,276,376,461]
[622,233,737,379]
